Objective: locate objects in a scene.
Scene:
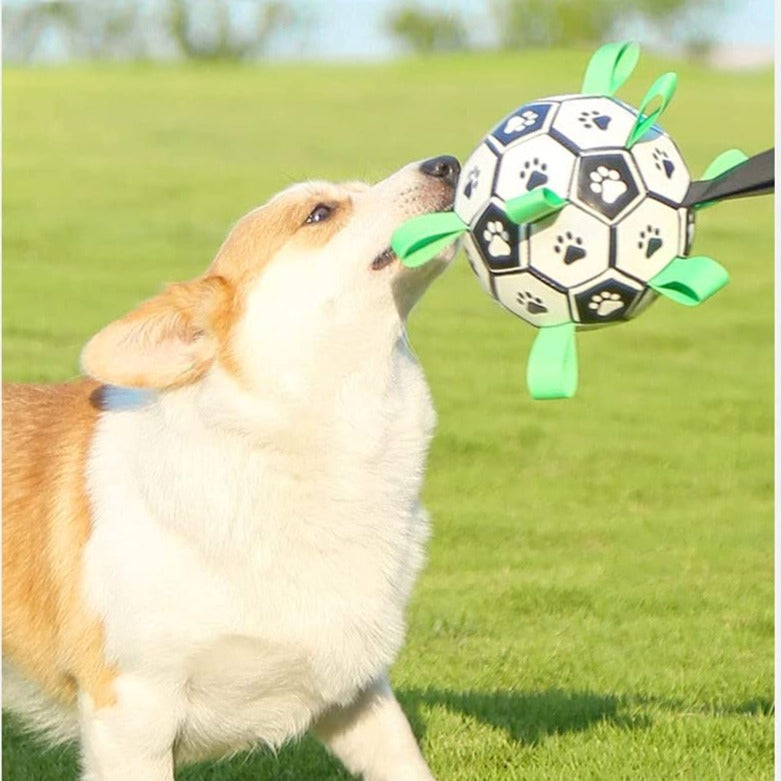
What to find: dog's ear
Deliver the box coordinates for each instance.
[81,276,232,389]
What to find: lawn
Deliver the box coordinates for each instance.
[2,49,773,780]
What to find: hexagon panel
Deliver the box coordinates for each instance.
[614,198,682,283]
[528,204,611,289]
[575,151,644,223]
[454,142,500,226]
[490,102,557,147]
[550,96,637,153]
[461,232,494,295]
[493,270,571,327]
[680,207,696,255]
[631,129,691,206]
[471,199,527,273]
[494,134,577,203]
[570,271,644,326]
[625,287,659,320]
[539,93,582,102]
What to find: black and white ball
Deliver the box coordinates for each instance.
[454,95,695,328]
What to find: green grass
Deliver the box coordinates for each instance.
[2,50,773,780]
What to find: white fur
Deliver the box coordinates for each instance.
[82,340,434,763]
[3,661,79,745]
[31,162,455,779]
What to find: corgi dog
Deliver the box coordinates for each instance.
[2,155,461,781]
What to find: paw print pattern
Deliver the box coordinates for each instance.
[472,202,521,270]
[516,290,548,315]
[519,158,549,191]
[492,103,552,145]
[483,221,511,258]
[577,154,641,221]
[588,291,624,317]
[653,147,675,179]
[589,166,628,204]
[503,109,539,135]
[462,166,480,199]
[554,232,586,265]
[577,109,611,131]
[638,225,663,258]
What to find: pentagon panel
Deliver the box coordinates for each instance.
[490,102,557,147]
[471,198,528,273]
[575,151,644,223]
[570,270,644,326]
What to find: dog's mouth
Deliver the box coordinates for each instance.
[371,194,455,273]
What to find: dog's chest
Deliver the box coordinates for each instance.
[84,356,434,729]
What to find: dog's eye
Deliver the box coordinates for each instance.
[305,204,333,225]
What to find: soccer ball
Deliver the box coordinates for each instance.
[391,41,767,398]
[453,95,694,329]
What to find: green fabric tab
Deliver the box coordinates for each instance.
[648,255,729,306]
[526,322,578,400]
[505,188,567,225]
[581,41,640,96]
[399,233,465,269]
[391,211,468,268]
[626,72,678,148]
[702,148,749,180]
[696,148,749,210]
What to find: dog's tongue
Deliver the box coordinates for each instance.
[391,212,467,268]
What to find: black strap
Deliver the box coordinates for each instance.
[682,148,774,207]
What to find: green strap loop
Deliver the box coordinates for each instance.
[505,188,567,225]
[648,255,729,306]
[581,41,640,96]
[526,322,578,400]
[399,233,465,269]
[391,211,468,269]
[626,72,678,148]
[695,148,749,210]
[702,148,749,181]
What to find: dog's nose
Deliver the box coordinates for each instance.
[419,155,461,187]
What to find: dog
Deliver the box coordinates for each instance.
[2,155,460,780]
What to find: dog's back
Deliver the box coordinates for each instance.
[3,381,118,741]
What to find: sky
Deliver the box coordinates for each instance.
[4,0,775,63]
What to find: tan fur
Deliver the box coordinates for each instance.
[83,183,359,391]
[3,184,366,703]
[2,381,118,709]
[209,183,358,285]
[81,277,232,390]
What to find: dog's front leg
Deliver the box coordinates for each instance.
[312,675,435,781]
[78,676,177,781]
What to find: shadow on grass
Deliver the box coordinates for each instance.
[726,698,774,717]
[3,687,649,780]
[19,688,770,779]
[397,687,651,746]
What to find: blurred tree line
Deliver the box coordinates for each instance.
[388,0,722,55]
[3,0,723,63]
[3,0,300,62]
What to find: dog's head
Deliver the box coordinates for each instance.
[81,156,459,392]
